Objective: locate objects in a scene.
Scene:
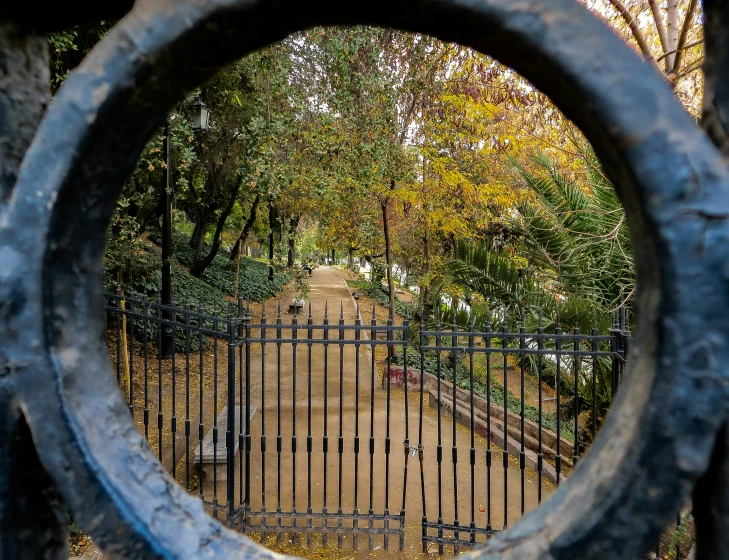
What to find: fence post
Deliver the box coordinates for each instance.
[243,301,251,532]
[618,306,627,387]
[226,308,236,527]
[610,310,620,398]
[621,307,631,361]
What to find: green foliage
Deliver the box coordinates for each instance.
[108,241,233,353]
[49,23,112,93]
[667,512,694,560]
[292,265,311,300]
[346,279,409,317]
[510,144,633,311]
[150,229,290,301]
[438,145,632,420]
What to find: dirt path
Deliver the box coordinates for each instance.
[200,267,551,558]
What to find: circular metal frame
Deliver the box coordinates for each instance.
[3,0,729,558]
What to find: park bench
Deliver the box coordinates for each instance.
[193,404,257,481]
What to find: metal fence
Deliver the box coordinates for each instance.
[104,290,695,557]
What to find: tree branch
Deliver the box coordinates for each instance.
[230,193,260,260]
[191,176,243,276]
[671,0,700,75]
[657,39,703,63]
[648,0,669,54]
[676,57,704,79]
[606,0,657,64]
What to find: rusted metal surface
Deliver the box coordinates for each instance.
[1,1,728,559]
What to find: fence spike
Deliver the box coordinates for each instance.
[556,304,561,327]
[574,307,579,330]
[277,300,282,320]
[339,300,344,320]
[539,308,543,329]
[324,300,329,319]
[308,301,313,320]
[593,308,598,330]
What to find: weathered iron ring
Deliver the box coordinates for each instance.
[3,1,729,558]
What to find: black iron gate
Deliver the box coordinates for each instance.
[239,302,409,549]
[105,288,640,555]
[416,312,630,554]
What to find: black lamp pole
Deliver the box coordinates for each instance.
[160,98,209,359]
[160,121,174,359]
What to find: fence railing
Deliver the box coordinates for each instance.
[104,290,698,557]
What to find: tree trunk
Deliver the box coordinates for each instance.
[382,180,396,319]
[666,0,679,72]
[189,208,207,266]
[286,214,300,268]
[268,200,276,281]
[288,237,295,268]
[191,178,242,277]
[421,222,432,320]
[348,247,354,269]
[193,220,205,267]
[450,235,459,323]
[230,193,260,261]
[189,210,204,247]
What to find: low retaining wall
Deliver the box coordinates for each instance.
[382,364,574,474]
[428,390,561,484]
[381,364,421,391]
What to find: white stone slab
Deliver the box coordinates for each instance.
[193,404,257,464]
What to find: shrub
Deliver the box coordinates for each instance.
[150,229,290,301]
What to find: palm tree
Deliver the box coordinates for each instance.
[437,142,634,439]
[510,146,633,313]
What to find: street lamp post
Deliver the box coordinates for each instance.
[160,121,174,359]
[160,98,210,359]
